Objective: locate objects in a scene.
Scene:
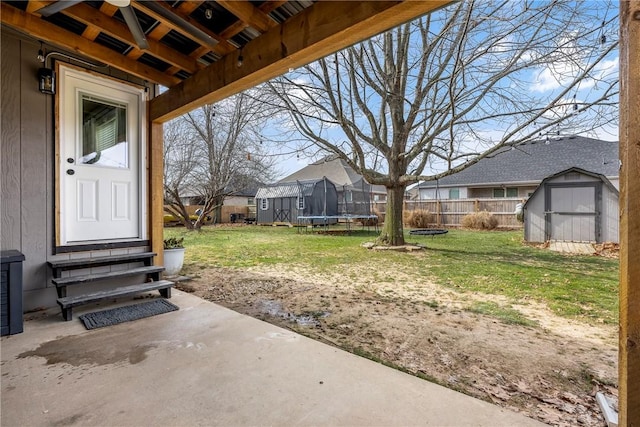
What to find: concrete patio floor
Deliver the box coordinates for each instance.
[1,290,545,426]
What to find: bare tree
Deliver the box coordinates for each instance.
[267,0,618,245]
[164,92,275,230]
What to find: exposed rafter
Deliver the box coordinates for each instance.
[0,3,180,87]
[216,0,277,33]
[56,2,202,74]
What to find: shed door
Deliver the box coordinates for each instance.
[274,198,291,222]
[545,183,600,242]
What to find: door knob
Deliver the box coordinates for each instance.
[66,169,75,175]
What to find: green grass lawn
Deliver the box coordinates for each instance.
[165,225,619,325]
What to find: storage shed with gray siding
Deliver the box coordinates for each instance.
[256,178,338,225]
[524,168,619,243]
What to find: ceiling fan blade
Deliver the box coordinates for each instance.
[120,5,149,50]
[37,0,84,17]
[105,0,130,6]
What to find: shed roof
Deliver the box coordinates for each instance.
[256,178,332,199]
[523,167,619,209]
[418,136,619,189]
[280,155,386,193]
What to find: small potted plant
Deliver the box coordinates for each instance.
[163,237,185,277]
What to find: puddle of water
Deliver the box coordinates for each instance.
[257,300,329,327]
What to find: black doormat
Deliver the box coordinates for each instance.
[79,299,179,330]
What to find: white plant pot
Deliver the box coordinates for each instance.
[163,248,185,276]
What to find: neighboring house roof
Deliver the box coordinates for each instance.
[523,167,619,209]
[180,176,263,199]
[230,178,262,197]
[280,155,386,193]
[256,178,332,199]
[418,136,619,189]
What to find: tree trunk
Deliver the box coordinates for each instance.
[377,185,406,246]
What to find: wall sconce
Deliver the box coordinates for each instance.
[38,67,55,95]
[36,45,106,95]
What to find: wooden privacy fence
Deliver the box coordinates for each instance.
[371,198,523,228]
[165,205,254,225]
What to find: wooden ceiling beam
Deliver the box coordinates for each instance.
[83,2,118,40]
[260,1,289,14]
[0,3,180,87]
[150,0,452,122]
[216,0,277,33]
[60,2,201,74]
[26,0,52,14]
[218,0,285,40]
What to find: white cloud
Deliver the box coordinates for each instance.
[576,57,619,91]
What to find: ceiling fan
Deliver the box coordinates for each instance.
[36,0,149,50]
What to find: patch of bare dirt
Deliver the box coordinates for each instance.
[177,265,618,426]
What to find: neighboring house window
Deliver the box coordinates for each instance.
[373,194,380,201]
[449,188,460,199]
[260,199,269,210]
[493,187,518,198]
[297,196,305,210]
[345,191,353,202]
[247,197,255,205]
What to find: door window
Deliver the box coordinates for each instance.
[80,95,128,168]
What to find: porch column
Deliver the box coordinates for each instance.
[150,120,164,266]
[618,1,640,425]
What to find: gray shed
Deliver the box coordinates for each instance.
[256,177,338,225]
[524,167,619,243]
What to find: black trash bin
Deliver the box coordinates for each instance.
[230,213,238,223]
[1,250,25,336]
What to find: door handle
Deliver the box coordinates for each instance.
[66,169,75,175]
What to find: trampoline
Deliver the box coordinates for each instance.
[409,229,448,236]
[297,214,379,233]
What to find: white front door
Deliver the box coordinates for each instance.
[58,65,146,245]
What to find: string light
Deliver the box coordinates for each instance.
[37,42,45,62]
[236,48,244,68]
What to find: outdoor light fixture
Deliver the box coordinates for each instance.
[36,48,107,95]
[38,67,55,94]
[37,43,54,94]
